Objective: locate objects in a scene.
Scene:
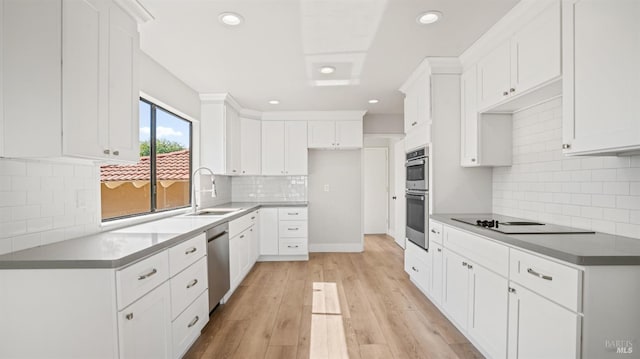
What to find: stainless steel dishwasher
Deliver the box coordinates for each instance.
[206,222,230,313]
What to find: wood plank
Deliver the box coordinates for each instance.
[312,282,341,315]
[359,344,394,359]
[310,314,349,359]
[270,279,305,346]
[266,345,298,359]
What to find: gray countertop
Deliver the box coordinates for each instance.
[0,201,307,270]
[431,214,640,265]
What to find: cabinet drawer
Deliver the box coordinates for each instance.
[279,238,308,255]
[510,248,582,312]
[404,248,429,291]
[172,291,208,359]
[170,256,208,320]
[229,211,258,237]
[169,233,206,277]
[116,251,169,310]
[444,226,508,276]
[429,220,443,245]
[279,221,308,238]
[278,207,308,221]
[406,240,429,264]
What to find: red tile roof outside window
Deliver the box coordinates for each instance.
[101,150,190,182]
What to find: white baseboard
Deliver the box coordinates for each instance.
[257,254,309,262]
[308,242,364,253]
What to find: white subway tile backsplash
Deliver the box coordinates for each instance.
[0,158,99,253]
[232,176,307,202]
[493,98,640,239]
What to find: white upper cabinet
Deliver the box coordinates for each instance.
[262,121,307,175]
[225,106,241,175]
[240,117,261,175]
[1,0,142,163]
[201,97,246,175]
[400,66,431,134]
[475,1,561,112]
[307,120,362,149]
[461,66,512,167]
[562,0,640,155]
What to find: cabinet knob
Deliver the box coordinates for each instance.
[502,91,509,96]
[437,248,442,252]
[233,169,237,173]
[103,149,110,155]
[240,235,245,239]
[471,158,476,162]
[562,143,572,150]
[412,121,417,126]
[462,261,468,267]
[392,196,397,200]
[508,287,516,294]
[113,150,119,156]
[411,266,419,272]
[467,264,473,269]
[125,313,134,320]
[242,170,246,174]
[509,88,516,93]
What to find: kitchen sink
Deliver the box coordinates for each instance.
[190,208,242,216]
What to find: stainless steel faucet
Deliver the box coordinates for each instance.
[192,167,216,213]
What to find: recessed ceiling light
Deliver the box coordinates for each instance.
[219,12,243,26]
[368,99,379,104]
[417,11,442,25]
[268,100,280,105]
[319,66,336,74]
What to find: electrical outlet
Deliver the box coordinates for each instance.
[323,184,330,192]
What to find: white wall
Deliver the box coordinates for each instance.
[0,53,204,255]
[307,150,363,252]
[493,98,640,239]
[363,113,404,134]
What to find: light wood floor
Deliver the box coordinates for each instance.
[184,234,484,359]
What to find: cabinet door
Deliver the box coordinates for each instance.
[335,121,362,148]
[225,106,241,175]
[460,66,479,166]
[307,121,335,148]
[443,249,469,330]
[431,243,444,305]
[507,283,579,359]
[259,208,279,255]
[229,235,241,289]
[261,121,285,175]
[119,281,172,359]
[62,0,109,160]
[477,41,511,109]
[238,229,251,278]
[562,0,640,155]
[240,117,261,175]
[284,121,308,175]
[511,2,561,95]
[415,71,431,127]
[107,2,139,162]
[403,83,418,132]
[468,263,508,359]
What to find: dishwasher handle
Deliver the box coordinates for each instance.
[207,230,228,243]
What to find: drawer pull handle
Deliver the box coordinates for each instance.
[186,279,198,289]
[411,266,418,272]
[288,228,299,231]
[462,262,468,267]
[527,268,553,281]
[125,313,134,320]
[187,316,200,328]
[251,217,256,220]
[437,248,442,252]
[467,264,473,269]
[185,247,197,255]
[288,245,299,248]
[288,212,299,215]
[240,235,245,239]
[430,229,437,234]
[138,268,157,280]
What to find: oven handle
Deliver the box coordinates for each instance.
[405,193,425,201]
[405,158,425,167]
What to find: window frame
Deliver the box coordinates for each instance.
[100,97,193,222]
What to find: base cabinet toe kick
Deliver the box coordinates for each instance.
[406,220,640,359]
[0,232,210,359]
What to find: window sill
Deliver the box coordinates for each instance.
[100,208,192,232]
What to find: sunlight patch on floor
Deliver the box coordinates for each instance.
[310,282,349,359]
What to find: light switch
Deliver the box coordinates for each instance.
[323,184,330,192]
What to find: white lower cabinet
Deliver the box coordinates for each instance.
[430,243,444,305]
[118,281,172,359]
[507,282,579,359]
[228,210,259,298]
[172,291,209,359]
[443,249,471,328]
[404,241,431,292]
[258,207,309,259]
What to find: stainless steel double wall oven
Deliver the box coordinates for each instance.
[405,147,429,251]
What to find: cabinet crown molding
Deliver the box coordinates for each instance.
[399,57,461,94]
[113,0,154,23]
[200,93,243,112]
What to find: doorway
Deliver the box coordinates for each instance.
[364,148,388,234]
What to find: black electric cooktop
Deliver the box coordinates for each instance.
[451,217,595,235]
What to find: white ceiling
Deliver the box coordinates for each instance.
[139,0,519,114]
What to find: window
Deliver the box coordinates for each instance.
[100,98,192,221]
